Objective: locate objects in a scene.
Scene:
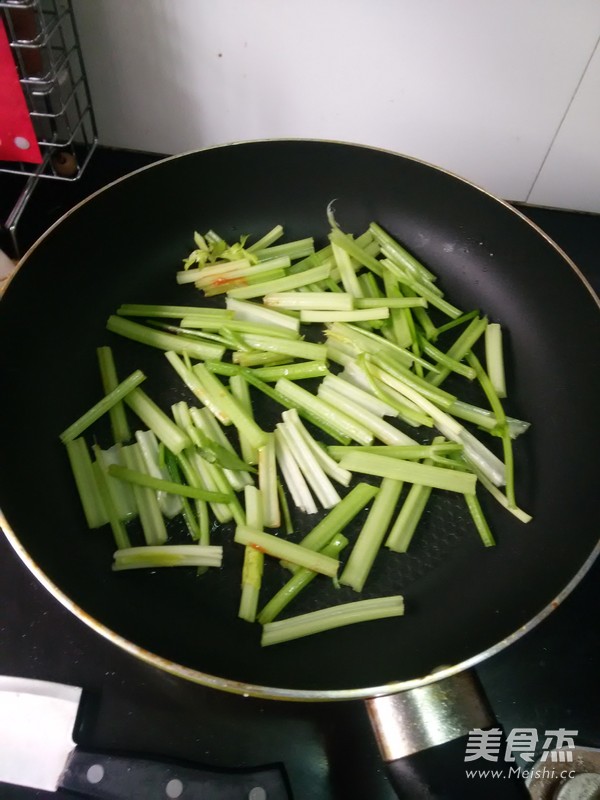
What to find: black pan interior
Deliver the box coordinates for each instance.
[0,140,598,694]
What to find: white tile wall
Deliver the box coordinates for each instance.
[73,0,600,211]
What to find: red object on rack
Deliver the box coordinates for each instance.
[0,20,42,164]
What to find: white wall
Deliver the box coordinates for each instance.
[73,0,600,212]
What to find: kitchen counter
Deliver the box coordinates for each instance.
[1,147,599,799]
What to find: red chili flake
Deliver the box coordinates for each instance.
[250,543,267,554]
[211,276,249,287]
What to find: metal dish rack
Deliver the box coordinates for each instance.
[0,0,97,255]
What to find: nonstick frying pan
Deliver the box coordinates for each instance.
[0,140,599,798]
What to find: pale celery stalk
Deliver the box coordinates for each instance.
[425,316,488,387]
[317,383,417,447]
[92,444,131,550]
[261,596,405,646]
[113,545,222,570]
[124,387,190,455]
[193,257,291,286]
[135,430,182,518]
[473,466,532,523]
[331,239,364,298]
[176,257,251,284]
[329,443,462,460]
[274,427,318,514]
[228,374,259,465]
[192,362,269,450]
[385,441,443,552]
[95,446,137,522]
[239,485,265,623]
[234,525,339,577]
[449,401,530,438]
[97,346,130,443]
[190,406,253,492]
[258,534,349,624]
[246,224,284,252]
[264,291,354,311]
[225,297,300,333]
[340,477,404,592]
[65,438,108,529]
[338,451,477,494]
[258,434,280,528]
[106,315,225,361]
[324,373,398,418]
[179,317,299,339]
[276,419,341,509]
[301,307,390,323]
[60,370,146,443]
[380,258,462,319]
[418,337,477,380]
[275,379,374,445]
[189,451,235,525]
[116,304,234,319]
[165,350,227,422]
[368,222,437,283]
[227,263,331,300]
[356,296,427,309]
[239,334,327,362]
[382,270,413,348]
[485,323,507,399]
[233,351,291,367]
[121,444,167,546]
[206,362,351,444]
[287,482,379,568]
[254,238,314,261]
[252,361,328,383]
[326,322,437,371]
[373,353,457,409]
[464,491,496,547]
[283,408,352,487]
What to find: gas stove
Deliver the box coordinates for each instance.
[1,147,599,799]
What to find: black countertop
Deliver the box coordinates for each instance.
[1,147,599,800]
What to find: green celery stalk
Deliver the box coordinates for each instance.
[106,315,225,361]
[97,346,131,443]
[125,388,190,455]
[113,545,222,570]
[65,438,107,529]
[234,525,339,577]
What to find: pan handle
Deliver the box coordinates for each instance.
[365,670,530,799]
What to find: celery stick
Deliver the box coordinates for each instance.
[284,408,352,487]
[301,307,389,323]
[418,337,477,380]
[240,334,327,362]
[385,446,439,553]
[328,444,462,460]
[225,297,300,333]
[253,238,314,261]
[252,360,328,383]
[464,491,496,547]
[373,353,457,409]
[227,263,331,299]
[317,384,417,447]
[324,373,398,418]
[106,315,225,361]
[381,258,462,319]
[234,525,339,577]
[258,434,280,528]
[289,482,379,566]
[258,534,349,624]
[188,451,235,525]
[261,595,405,646]
[239,485,265,623]
[92,444,131,550]
[95,446,137,522]
[382,271,413,349]
[117,304,234,319]
[229,375,259,465]
[97,346,131,443]
[426,316,488,387]
[180,317,299,339]
[484,323,507,399]
[331,239,364,298]
[246,224,284,252]
[233,351,291,367]
[124,388,190,455]
[113,545,222,570]
[192,362,269,451]
[274,428,318,514]
[135,430,182,518]
[177,258,252,284]
[369,222,437,283]
[163,447,201,540]
[356,297,427,309]
[206,362,351,444]
[107,464,232,502]
[190,407,254,491]
[121,444,167,546]
[165,351,228,422]
[264,291,354,311]
[340,478,404,591]
[277,419,341,509]
[275,379,374,445]
[60,370,146,444]
[339,451,477,493]
[65,438,108,529]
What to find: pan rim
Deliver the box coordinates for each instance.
[1,137,599,701]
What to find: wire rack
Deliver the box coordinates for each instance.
[1,0,97,255]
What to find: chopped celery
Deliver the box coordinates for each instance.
[234,525,339,577]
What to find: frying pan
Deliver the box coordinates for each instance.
[0,140,599,798]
